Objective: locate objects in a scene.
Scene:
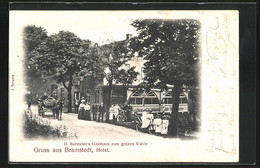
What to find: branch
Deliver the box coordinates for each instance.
[62,81,69,90]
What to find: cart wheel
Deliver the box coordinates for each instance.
[148,125,156,135]
[136,122,142,132]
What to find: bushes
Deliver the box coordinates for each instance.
[23,110,77,139]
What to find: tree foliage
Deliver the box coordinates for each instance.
[29,30,91,112]
[131,19,200,88]
[23,25,48,54]
[102,41,130,84]
[23,25,48,101]
[30,31,90,81]
[130,19,201,135]
[81,43,105,80]
[23,25,48,78]
[114,67,139,86]
[101,40,138,121]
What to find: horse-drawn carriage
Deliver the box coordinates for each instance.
[38,97,63,120]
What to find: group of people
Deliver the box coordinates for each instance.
[74,98,131,123]
[109,103,131,123]
[108,104,122,123]
[53,99,64,120]
[74,98,106,122]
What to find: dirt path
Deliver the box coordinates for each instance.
[30,105,164,141]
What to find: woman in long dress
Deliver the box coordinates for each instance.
[78,100,85,120]
[109,105,115,123]
[84,102,91,120]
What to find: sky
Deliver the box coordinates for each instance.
[10,10,202,45]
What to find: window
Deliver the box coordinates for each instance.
[162,92,187,104]
[179,95,188,104]
[136,98,143,104]
[152,98,159,104]
[111,87,125,105]
[86,89,91,102]
[128,90,159,105]
[129,98,135,104]
[144,97,159,104]
[74,92,80,100]
[144,98,152,104]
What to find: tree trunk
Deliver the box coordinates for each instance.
[106,80,113,122]
[188,98,194,130]
[169,83,181,137]
[67,80,72,113]
[189,88,200,131]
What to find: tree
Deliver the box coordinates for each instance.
[23,25,48,102]
[29,31,91,113]
[114,67,139,102]
[79,43,105,107]
[130,19,200,136]
[101,40,138,121]
[23,25,48,54]
[188,86,201,131]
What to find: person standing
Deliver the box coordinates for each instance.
[74,99,79,114]
[109,104,115,123]
[57,99,64,121]
[84,102,91,120]
[92,104,97,121]
[97,102,106,122]
[38,98,43,116]
[122,102,130,121]
[53,101,59,120]
[113,104,121,122]
[78,100,85,120]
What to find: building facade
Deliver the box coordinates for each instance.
[33,34,190,115]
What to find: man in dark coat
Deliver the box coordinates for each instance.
[97,102,106,122]
[122,103,131,121]
[92,104,98,121]
[41,92,48,100]
[40,92,48,107]
[74,99,79,114]
[53,101,59,119]
[57,100,64,120]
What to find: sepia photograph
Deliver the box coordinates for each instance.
[9,10,239,162]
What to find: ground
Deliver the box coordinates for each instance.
[30,105,168,140]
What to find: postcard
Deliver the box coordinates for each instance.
[9,10,239,162]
